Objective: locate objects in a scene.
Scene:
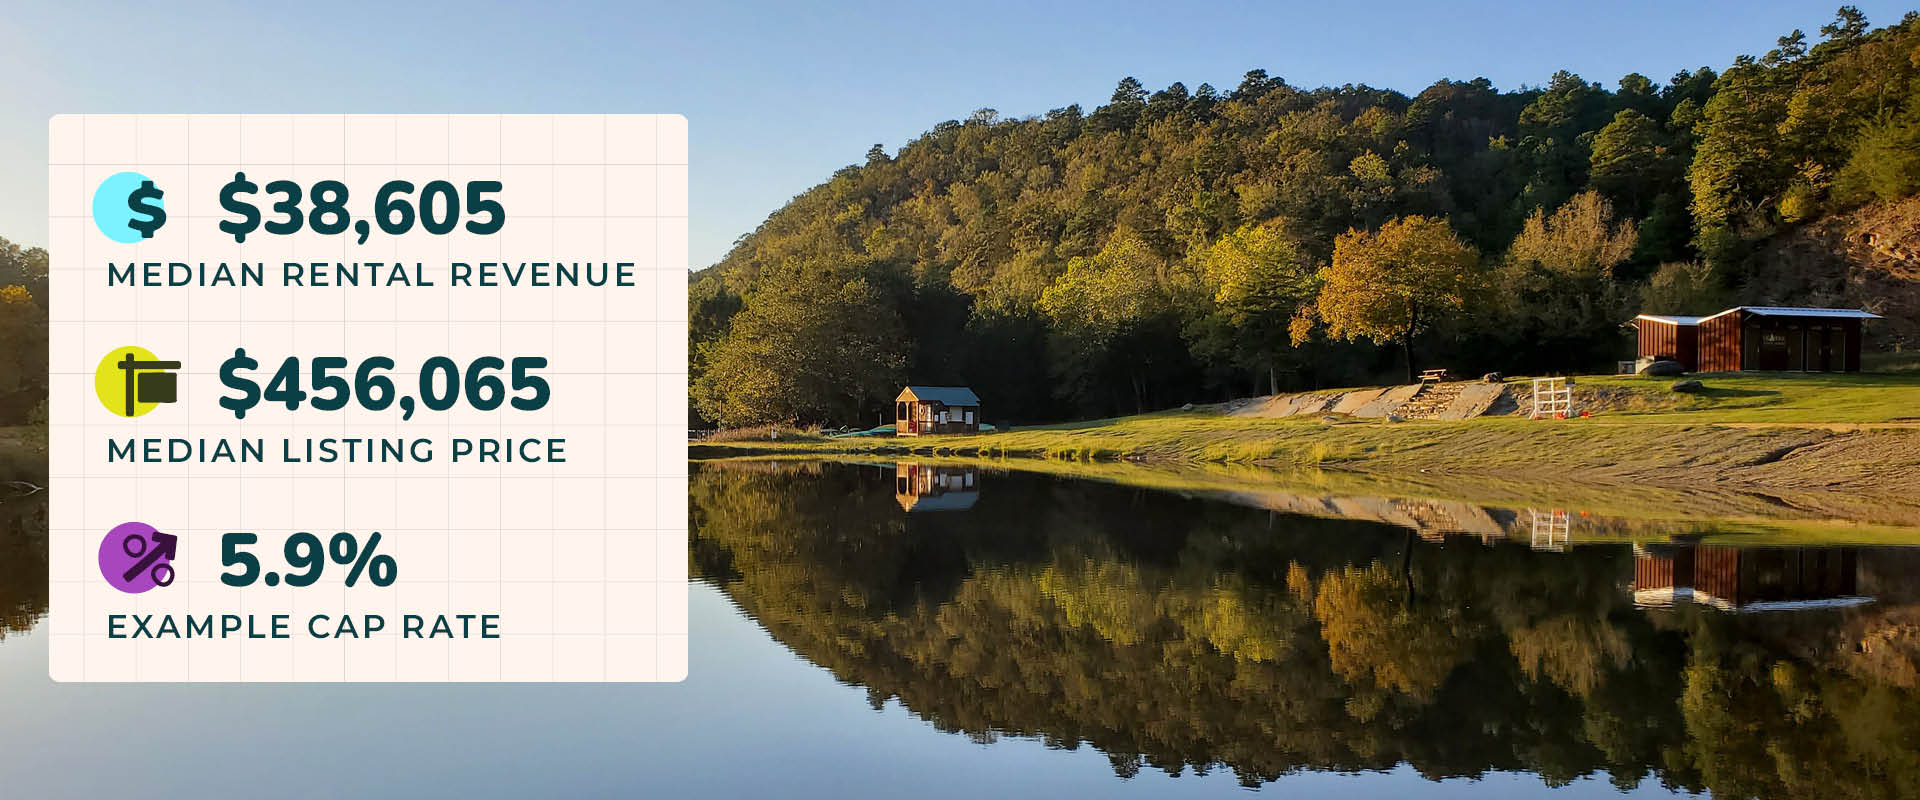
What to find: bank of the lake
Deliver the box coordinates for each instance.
[692,372,1920,526]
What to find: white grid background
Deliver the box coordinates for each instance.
[47,114,689,682]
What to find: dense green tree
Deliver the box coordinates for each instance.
[0,237,47,310]
[1188,222,1318,394]
[1835,112,1920,204]
[1641,260,1729,315]
[1499,191,1639,366]
[0,286,45,422]
[691,259,908,426]
[1687,53,1796,264]
[1589,110,1680,217]
[1038,232,1197,411]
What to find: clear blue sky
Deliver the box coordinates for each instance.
[2,1,1907,268]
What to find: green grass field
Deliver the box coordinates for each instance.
[1566,370,1920,425]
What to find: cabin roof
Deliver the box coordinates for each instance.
[897,385,980,406]
[898,491,980,512]
[1635,306,1882,326]
[1635,314,1706,325]
[1699,306,1884,323]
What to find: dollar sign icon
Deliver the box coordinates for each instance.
[218,171,261,243]
[218,347,261,419]
[125,180,166,239]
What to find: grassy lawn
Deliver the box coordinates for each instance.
[1564,370,1920,425]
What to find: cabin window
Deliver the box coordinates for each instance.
[964,410,974,425]
[896,402,907,419]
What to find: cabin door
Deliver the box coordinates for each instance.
[1816,326,1841,372]
[1757,331,1790,370]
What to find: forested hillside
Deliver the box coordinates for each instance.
[691,8,1920,427]
[0,237,48,426]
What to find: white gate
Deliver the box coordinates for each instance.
[1529,508,1569,552]
[1530,377,1573,420]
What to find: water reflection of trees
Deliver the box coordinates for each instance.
[689,461,1920,798]
[0,484,47,638]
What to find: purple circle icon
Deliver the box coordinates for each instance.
[99,521,178,594]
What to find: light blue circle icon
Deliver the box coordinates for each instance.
[93,171,163,243]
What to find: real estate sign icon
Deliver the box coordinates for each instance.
[94,346,180,417]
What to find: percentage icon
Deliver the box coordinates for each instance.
[331,531,397,587]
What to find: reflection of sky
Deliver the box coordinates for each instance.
[0,583,1680,798]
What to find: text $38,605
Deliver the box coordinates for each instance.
[217,174,505,244]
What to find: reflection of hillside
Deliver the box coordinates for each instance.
[705,454,1920,545]
[690,460,1920,798]
[1222,489,1507,541]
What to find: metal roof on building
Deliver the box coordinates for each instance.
[897,386,981,406]
[898,491,980,512]
[1635,314,1706,325]
[1710,306,1884,321]
[1637,306,1882,325]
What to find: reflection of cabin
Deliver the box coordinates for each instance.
[1630,306,1880,372]
[1631,543,1872,612]
[895,386,981,436]
[894,463,979,512]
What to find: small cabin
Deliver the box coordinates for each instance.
[1630,306,1881,372]
[895,386,980,436]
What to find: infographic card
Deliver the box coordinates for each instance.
[47,114,688,682]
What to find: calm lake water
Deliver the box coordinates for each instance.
[1,461,1918,798]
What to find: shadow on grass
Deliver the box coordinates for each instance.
[1691,386,1782,399]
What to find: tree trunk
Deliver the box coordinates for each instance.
[1402,330,1417,384]
[1402,530,1417,606]
[1268,363,1278,396]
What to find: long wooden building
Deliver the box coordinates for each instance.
[1631,542,1869,612]
[1630,306,1881,372]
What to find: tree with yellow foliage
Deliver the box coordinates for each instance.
[1307,216,1482,382]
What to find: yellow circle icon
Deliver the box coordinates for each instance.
[95,346,182,418]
